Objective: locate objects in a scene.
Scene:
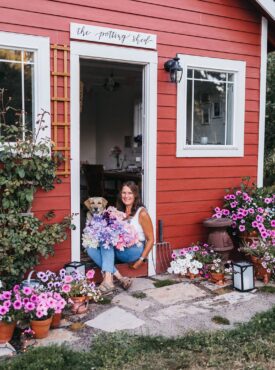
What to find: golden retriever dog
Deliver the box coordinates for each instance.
[84,197,108,221]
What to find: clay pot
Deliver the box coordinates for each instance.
[210,272,225,283]
[250,256,271,284]
[51,313,62,328]
[0,321,16,344]
[30,317,52,339]
[70,296,89,314]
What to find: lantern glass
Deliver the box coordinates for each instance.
[64,261,86,275]
[232,261,254,292]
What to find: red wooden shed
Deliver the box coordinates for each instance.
[0,0,274,275]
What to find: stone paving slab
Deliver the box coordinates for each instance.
[0,343,16,358]
[200,279,232,291]
[128,277,156,292]
[145,282,207,305]
[151,303,210,322]
[85,307,145,332]
[194,291,256,310]
[113,292,154,312]
[34,328,80,347]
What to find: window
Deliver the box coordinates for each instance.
[177,55,246,157]
[0,32,50,142]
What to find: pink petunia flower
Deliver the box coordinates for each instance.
[23,286,33,296]
[62,284,71,293]
[239,225,246,232]
[0,306,8,315]
[64,275,73,283]
[25,302,36,311]
[2,291,12,300]
[13,300,23,310]
[86,270,95,279]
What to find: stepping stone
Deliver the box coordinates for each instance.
[152,303,209,322]
[128,278,155,292]
[0,343,16,358]
[145,283,207,305]
[34,328,80,347]
[85,307,145,332]
[195,291,256,310]
[113,292,153,312]
[200,279,232,292]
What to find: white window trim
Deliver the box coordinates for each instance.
[177,54,246,157]
[0,31,51,143]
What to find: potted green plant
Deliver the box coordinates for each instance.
[0,91,74,288]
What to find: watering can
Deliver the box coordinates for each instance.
[21,271,41,289]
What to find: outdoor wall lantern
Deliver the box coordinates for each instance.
[64,261,86,275]
[164,56,183,83]
[232,261,255,292]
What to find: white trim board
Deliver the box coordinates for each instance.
[257,17,268,187]
[70,41,158,275]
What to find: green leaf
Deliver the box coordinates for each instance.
[17,168,25,178]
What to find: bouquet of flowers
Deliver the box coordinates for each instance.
[82,206,140,251]
[212,178,274,242]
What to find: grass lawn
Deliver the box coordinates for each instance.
[1,306,275,370]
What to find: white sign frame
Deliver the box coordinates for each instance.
[70,23,157,50]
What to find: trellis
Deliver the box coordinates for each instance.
[51,44,70,176]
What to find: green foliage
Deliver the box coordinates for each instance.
[264,52,275,186]
[0,213,73,288]
[258,285,275,294]
[131,291,147,299]
[211,315,230,325]
[1,307,275,369]
[0,90,73,287]
[153,279,177,288]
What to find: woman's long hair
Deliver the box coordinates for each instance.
[116,181,144,217]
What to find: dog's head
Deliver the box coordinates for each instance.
[84,197,108,215]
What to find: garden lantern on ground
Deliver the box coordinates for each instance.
[232,261,255,292]
[64,261,86,275]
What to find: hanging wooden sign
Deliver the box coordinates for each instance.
[70,23,157,49]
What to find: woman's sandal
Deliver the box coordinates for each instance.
[117,277,133,290]
[98,282,116,295]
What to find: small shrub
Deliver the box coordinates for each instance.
[131,291,147,299]
[258,285,275,294]
[211,315,230,325]
[153,279,177,288]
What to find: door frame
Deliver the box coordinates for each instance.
[70,41,158,275]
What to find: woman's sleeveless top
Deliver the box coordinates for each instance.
[129,207,146,242]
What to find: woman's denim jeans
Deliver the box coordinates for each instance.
[86,243,144,273]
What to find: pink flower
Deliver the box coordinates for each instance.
[260,231,268,239]
[25,302,35,311]
[214,207,220,212]
[192,246,199,252]
[230,202,237,208]
[2,291,11,300]
[23,286,33,296]
[252,221,258,228]
[86,270,95,279]
[0,306,8,315]
[13,285,20,293]
[248,208,255,214]
[179,249,186,256]
[171,252,177,259]
[264,198,272,204]
[229,194,236,200]
[222,209,230,216]
[64,275,73,283]
[224,194,231,200]
[3,301,11,308]
[62,284,71,293]
[36,310,44,319]
[239,225,246,232]
[30,295,38,303]
[256,215,264,223]
[257,207,264,213]
[271,220,275,228]
[13,300,23,310]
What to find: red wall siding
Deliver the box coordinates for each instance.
[0,0,262,265]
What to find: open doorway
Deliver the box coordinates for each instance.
[79,59,144,260]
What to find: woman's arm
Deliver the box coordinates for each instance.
[131,209,154,270]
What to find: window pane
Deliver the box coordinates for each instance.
[186,79,193,144]
[0,48,21,62]
[0,61,22,140]
[24,51,34,63]
[194,69,227,81]
[226,84,234,145]
[24,64,34,133]
[187,69,192,78]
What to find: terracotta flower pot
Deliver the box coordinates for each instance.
[51,313,62,329]
[250,256,271,284]
[30,316,52,339]
[210,272,225,283]
[0,321,16,344]
[70,296,89,314]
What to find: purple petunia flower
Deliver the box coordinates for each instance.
[13,300,23,310]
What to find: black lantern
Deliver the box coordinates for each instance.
[232,261,255,292]
[164,56,183,83]
[64,261,86,275]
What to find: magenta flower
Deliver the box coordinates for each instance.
[264,198,272,204]
[13,300,23,310]
[13,285,20,293]
[25,302,36,311]
[2,291,12,300]
[192,246,199,252]
[261,231,268,239]
[30,295,38,303]
[230,202,237,208]
[3,301,11,308]
[36,310,44,319]
[256,215,264,223]
[23,286,33,296]
[229,194,236,200]
[222,209,230,216]
[214,207,221,212]
[86,270,95,279]
[271,220,275,228]
[0,306,8,315]
[239,225,246,232]
[257,207,264,213]
[64,275,73,283]
[224,194,231,200]
[62,284,71,293]
[252,221,258,228]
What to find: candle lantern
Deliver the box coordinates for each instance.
[232,261,254,292]
[64,261,86,275]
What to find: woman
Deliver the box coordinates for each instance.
[87,181,154,294]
